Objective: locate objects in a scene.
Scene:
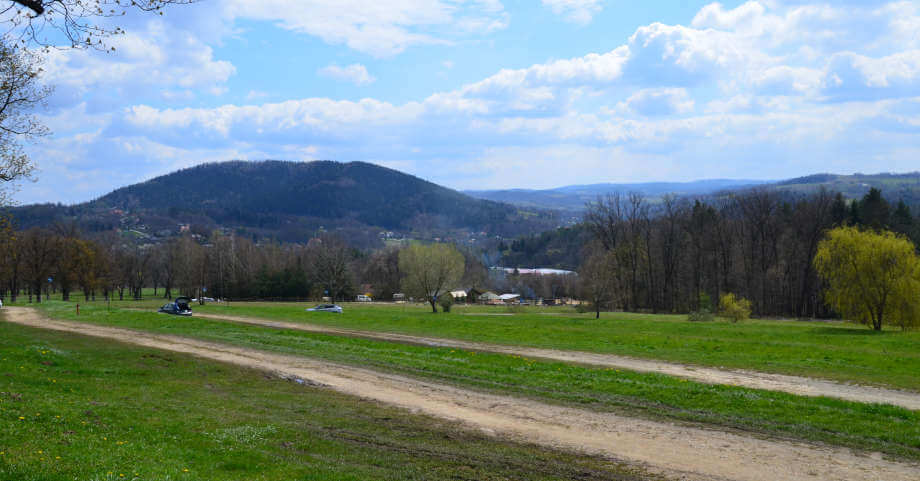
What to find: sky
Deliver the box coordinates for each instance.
[12,0,920,204]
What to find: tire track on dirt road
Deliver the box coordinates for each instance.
[193,311,920,410]
[4,307,919,481]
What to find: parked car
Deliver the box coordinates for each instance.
[307,304,343,313]
[158,297,193,316]
[356,294,372,302]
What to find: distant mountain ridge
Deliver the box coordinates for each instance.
[465,173,920,212]
[11,160,559,246]
[465,179,771,211]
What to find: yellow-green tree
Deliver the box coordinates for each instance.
[814,226,920,331]
[719,293,752,323]
[399,243,465,313]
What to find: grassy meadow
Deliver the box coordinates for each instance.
[76,295,920,392]
[14,301,920,462]
[0,319,657,481]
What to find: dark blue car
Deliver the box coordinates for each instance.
[158,297,193,316]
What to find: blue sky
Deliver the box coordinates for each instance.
[14,0,920,204]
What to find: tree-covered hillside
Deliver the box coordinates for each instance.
[10,160,559,244]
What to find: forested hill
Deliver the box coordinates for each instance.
[11,160,559,245]
[774,172,920,203]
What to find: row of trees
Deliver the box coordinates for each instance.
[0,224,538,307]
[0,228,369,303]
[580,187,919,321]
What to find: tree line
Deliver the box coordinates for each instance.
[0,221,580,305]
[0,227,365,303]
[581,187,919,319]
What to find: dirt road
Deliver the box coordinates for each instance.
[4,307,919,481]
[193,311,920,410]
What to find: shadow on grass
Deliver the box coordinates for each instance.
[808,326,886,336]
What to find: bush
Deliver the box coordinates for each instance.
[438,293,454,313]
[719,293,752,323]
[687,308,714,322]
[574,303,594,314]
[698,292,713,311]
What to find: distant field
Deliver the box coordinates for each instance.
[17,302,920,462]
[70,298,919,392]
[12,295,920,391]
[0,320,653,481]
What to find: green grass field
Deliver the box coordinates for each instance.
[0,320,657,481]
[18,301,920,463]
[79,298,920,392]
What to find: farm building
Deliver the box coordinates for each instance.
[479,291,501,304]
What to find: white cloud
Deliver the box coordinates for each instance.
[621,88,695,117]
[246,90,270,101]
[40,18,235,109]
[222,0,509,57]
[318,64,376,86]
[542,0,603,25]
[821,50,920,101]
[119,98,425,145]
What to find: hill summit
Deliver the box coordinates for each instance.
[13,160,558,245]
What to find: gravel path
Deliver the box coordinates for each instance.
[193,311,920,410]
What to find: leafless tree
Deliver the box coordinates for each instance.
[309,234,352,302]
[579,245,619,319]
[18,227,56,302]
[5,0,194,49]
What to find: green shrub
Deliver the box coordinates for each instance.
[719,293,752,323]
[438,293,454,313]
[699,292,713,311]
[574,303,593,314]
[687,308,714,322]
